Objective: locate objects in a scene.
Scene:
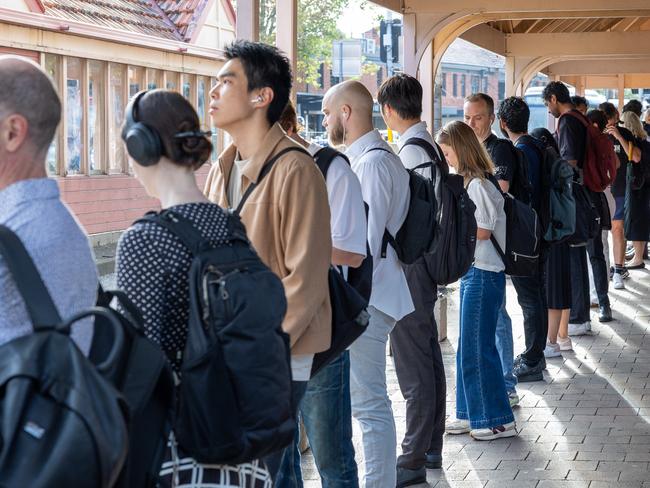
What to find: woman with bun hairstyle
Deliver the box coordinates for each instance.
[115,89,272,487]
[435,121,516,441]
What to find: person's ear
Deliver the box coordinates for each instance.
[0,114,29,153]
[253,87,274,107]
[340,104,351,121]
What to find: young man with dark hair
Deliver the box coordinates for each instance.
[496,96,547,381]
[378,73,446,487]
[322,79,413,488]
[204,41,332,483]
[571,96,589,115]
[543,82,611,345]
[599,101,642,290]
[464,92,520,405]
[278,102,366,486]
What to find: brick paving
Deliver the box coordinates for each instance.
[301,264,650,487]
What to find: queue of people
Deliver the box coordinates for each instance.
[1,41,648,488]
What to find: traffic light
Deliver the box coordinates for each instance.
[380,19,401,64]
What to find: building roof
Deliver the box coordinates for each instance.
[442,38,504,70]
[33,0,220,41]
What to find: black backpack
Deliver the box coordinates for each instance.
[137,208,293,465]
[517,136,576,243]
[377,140,438,265]
[0,225,129,487]
[567,182,600,247]
[92,287,175,488]
[422,149,478,285]
[486,174,541,277]
[311,146,370,376]
[485,136,533,205]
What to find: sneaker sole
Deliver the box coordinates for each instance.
[515,371,544,382]
[613,284,625,290]
[544,351,562,358]
[470,429,517,441]
[445,428,471,435]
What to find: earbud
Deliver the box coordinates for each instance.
[250,95,264,103]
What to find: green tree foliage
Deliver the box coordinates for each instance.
[259,0,348,87]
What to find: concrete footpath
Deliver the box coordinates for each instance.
[301,264,650,488]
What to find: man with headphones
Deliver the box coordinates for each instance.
[203,41,332,485]
[321,80,413,488]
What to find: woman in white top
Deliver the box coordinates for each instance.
[435,121,516,441]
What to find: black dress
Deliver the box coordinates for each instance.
[625,139,650,242]
[116,202,272,488]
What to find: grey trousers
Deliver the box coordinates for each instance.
[390,261,446,470]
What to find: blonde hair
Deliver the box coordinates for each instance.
[622,111,648,140]
[435,120,495,184]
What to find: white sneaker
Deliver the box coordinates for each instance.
[470,422,517,441]
[557,336,573,351]
[568,322,589,336]
[544,342,562,358]
[508,391,520,407]
[613,273,625,289]
[445,419,470,435]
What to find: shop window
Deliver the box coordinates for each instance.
[166,71,180,91]
[88,60,105,173]
[44,54,60,175]
[66,58,83,175]
[147,68,163,90]
[198,76,208,128]
[128,66,144,97]
[109,63,127,174]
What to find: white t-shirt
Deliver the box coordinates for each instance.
[226,158,249,208]
[466,178,506,273]
[308,143,367,256]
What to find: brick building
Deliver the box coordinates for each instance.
[1,0,235,238]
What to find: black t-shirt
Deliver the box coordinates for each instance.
[556,110,587,167]
[610,125,636,197]
[484,134,531,204]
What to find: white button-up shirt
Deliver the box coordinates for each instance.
[346,130,414,321]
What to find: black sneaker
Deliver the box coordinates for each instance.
[599,304,613,322]
[513,359,544,382]
[425,452,442,469]
[514,355,546,370]
[396,466,426,487]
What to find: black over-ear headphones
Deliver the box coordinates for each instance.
[123,90,163,167]
[123,90,213,167]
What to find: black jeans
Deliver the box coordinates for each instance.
[391,261,446,469]
[511,246,548,366]
[569,246,591,324]
[587,234,610,308]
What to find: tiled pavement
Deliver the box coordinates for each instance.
[301,263,650,487]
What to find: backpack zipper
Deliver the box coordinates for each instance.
[202,268,240,323]
[512,252,539,261]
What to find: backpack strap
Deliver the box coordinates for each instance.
[235,146,311,215]
[313,146,350,179]
[136,210,208,256]
[401,137,441,166]
[0,225,62,330]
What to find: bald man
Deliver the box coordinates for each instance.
[0,56,97,353]
[322,80,414,488]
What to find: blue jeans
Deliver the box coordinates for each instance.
[456,267,514,429]
[286,352,358,488]
[264,380,308,486]
[496,294,517,394]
